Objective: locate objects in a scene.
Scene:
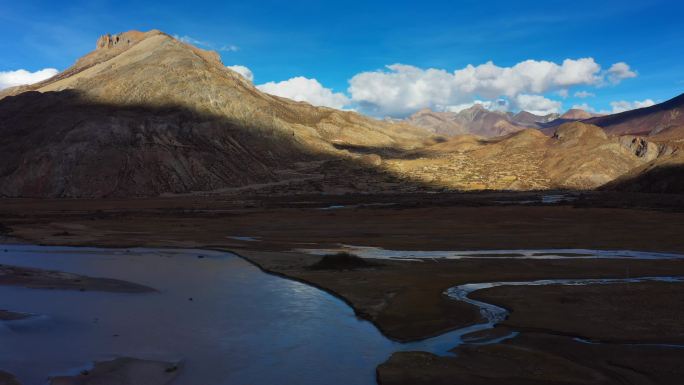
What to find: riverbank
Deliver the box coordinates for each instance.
[0,263,155,293]
[48,358,178,385]
[2,191,684,383]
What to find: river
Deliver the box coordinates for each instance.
[1,245,682,384]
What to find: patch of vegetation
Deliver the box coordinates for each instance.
[308,252,380,271]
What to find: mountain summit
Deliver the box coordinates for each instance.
[1,30,683,197]
[0,30,428,197]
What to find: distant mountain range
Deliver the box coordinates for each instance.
[1,30,682,196]
[587,93,684,139]
[403,105,604,138]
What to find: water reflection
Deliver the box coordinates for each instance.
[2,245,680,385]
[0,245,400,385]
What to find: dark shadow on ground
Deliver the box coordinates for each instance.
[602,164,684,194]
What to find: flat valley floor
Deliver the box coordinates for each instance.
[2,191,684,384]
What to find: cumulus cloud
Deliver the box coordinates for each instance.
[444,99,509,113]
[348,58,631,116]
[0,68,59,90]
[226,65,253,82]
[610,99,655,113]
[574,90,595,98]
[571,103,597,112]
[257,76,350,109]
[572,99,656,115]
[606,62,637,84]
[512,94,562,115]
[219,57,638,116]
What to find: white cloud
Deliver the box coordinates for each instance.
[226,65,253,82]
[219,45,239,52]
[0,68,59,90]
[571,103,598,112]
[572,99,656,115]
[574,90,595,98]
[606,62,637,84]
[257,76,350,109]
[173,34,239,52]
[174,35,210,46]
[444,99,509,113]
[610,99,655,113]
[348,58,631,117]
[513,94,562,115]
[557,89,569,98]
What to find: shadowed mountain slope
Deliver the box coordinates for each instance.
[586,93,684,137]
[2,30,682,197]
[0,30,431,197]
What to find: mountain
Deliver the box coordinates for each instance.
[510,110,560,128]
[560,108,596,120]
[405,106,566,138]
[1,29,682,197]
[0,30,430,197]
[403,109,468,136]
[586,93,684,138]
[405,105,526,137]
[381,122,659,191]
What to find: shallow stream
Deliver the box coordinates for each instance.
[1,245,682,384]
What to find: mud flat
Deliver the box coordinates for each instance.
[48,357,178,385]
[1,193,684,383]
[377,278,684,385]
[239,249,684,341]
[0,370,21,385]
[471,279,684,343]
[0,264,155,293]
[0,310,31,321]
[378,333,684,385]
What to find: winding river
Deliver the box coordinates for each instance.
[1,245,682,384]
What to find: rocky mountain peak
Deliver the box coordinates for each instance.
[95,30,154,50]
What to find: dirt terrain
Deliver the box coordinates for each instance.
[0,264,155,293]
[2,192,684,384]
[48,357,178,385]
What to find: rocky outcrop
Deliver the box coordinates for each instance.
[618,136,660,162]
[96,32,140,49]
[552,122,607,144]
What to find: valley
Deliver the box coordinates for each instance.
[1,26,684,385]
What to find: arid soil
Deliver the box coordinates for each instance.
[472,281,684,344]
[378,333,684,385]
[0,264,156,293]
[2,192,684,384]
[0,310,31,321]
[0,371,21,385]
[48,357,178,385]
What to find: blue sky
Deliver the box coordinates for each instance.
[1,0,683,117]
